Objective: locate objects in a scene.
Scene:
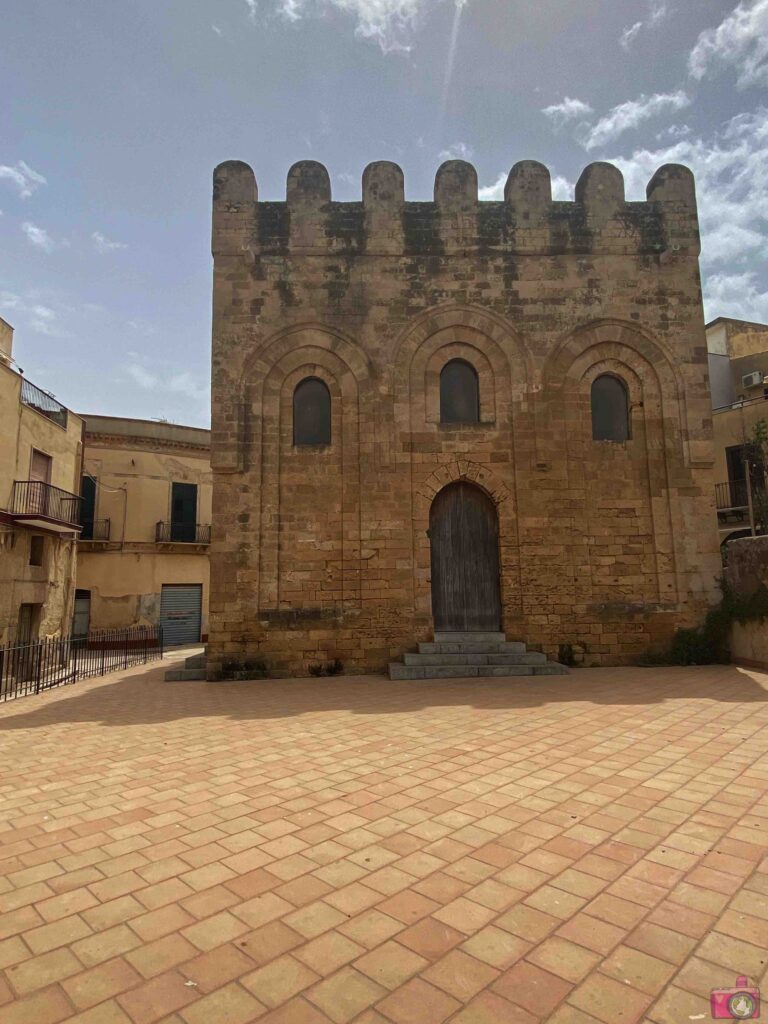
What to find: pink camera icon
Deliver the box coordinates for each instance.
[710,977,760,1019]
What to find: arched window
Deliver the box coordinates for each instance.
[591,373,630,442]
[440,359,480,424]
[293,377,331,446]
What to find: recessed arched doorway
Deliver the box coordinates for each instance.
[429,481,502,632]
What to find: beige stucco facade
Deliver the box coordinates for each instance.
[708,318,768,549]
[0,318,84,645]
[76,416,211,640]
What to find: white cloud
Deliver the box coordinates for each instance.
[126,364,159,390]
[168,372,209,402]
[477,171,573,202]
[620,22,643,50]
[261,0,445,53]
[541,96,593,130]
[245,0,258,22]
[21,221,56,253]
[438,141,473,161]
[29,305,58,336]
[704,271,768,323]
[620,1,669,50]
[582,90,690,150]
[91,231,127,254]
[605,107,768,319]
[212,24,223,35]
[689,0,768,88]
[0,160,46,199]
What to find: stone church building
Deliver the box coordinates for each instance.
[208,157,720,677]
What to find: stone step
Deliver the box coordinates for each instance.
[433,632,506,643]
[418,641,526,655]
[389,663,569,680]
[185,654,206,669]
[404,652,546,667]
[164,668,206,681]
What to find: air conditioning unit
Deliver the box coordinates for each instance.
[742,371,763,389]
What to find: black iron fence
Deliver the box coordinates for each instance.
[0,626,163,704]
[715,480,749,511]
[80,518,111,541]
[11,480,81,527]
[20,377,68,428]
[155,521,211,543]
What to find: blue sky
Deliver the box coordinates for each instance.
[1,0,767,427]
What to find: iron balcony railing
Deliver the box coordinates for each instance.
[715,480,749,512]
[11,480,81,526]
[80,518,111,541]
[0,626,163,703]
[20,378,68,428]
[155,521,211,544]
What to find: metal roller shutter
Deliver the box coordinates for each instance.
[159,584,202,646]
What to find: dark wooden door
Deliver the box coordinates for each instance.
[170,483,197,542]
[430,482,501,632]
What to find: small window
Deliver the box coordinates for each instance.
[29,536,45,566]
[440,359,480,424]
[591,374,630,442]
[293,377,331,446]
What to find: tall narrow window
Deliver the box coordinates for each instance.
[440,359,480,424]
[80,476,96,539]
[591,374,630,442]
[171,482,197,542]
[293,377,331,446]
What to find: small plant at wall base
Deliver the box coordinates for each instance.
[220,658,269,680]
[648,579,768,666]
[745,419,768,534]
[308,659,344,677]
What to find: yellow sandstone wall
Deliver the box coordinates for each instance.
[208,158,721,676]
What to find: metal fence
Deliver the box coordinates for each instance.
[11,480,81,527]
[155,521,211,543]
[20,377,68,428]
[0,626,163,704]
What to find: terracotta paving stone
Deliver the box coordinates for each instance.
[178,981,265,1024]
[5,946,81,995]
[526,936,602,982]
[493,960,573,1017]
[126,933,200,979]
[2,662,768,1022]
[450,990,539,1024]
[306,966,387,1022]
[375,976,461,1024]
[568,973,653,1024]
[116,969,200,1023]
[61,955,143,1009]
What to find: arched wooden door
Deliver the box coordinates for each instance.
[429,481,501,632]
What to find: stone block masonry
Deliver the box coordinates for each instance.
[208,156,721,677]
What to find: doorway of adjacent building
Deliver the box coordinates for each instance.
[159,584,202,646]
[429,481,501,632]
[73,590,91,637]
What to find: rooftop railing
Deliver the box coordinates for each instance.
[20,378,68,428]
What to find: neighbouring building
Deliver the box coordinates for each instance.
[0,317,84,646]
[708,317,768,554]
[76,415,211,645]
[208,157,721,677]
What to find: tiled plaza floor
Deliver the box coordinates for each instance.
[1,661,768,1023]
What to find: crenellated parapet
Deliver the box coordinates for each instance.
[211,159,700,258]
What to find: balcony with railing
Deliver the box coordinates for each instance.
[79,518,111,542]
[155,521,211,544]
[20,378,68,428]
[9,480,82,533]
